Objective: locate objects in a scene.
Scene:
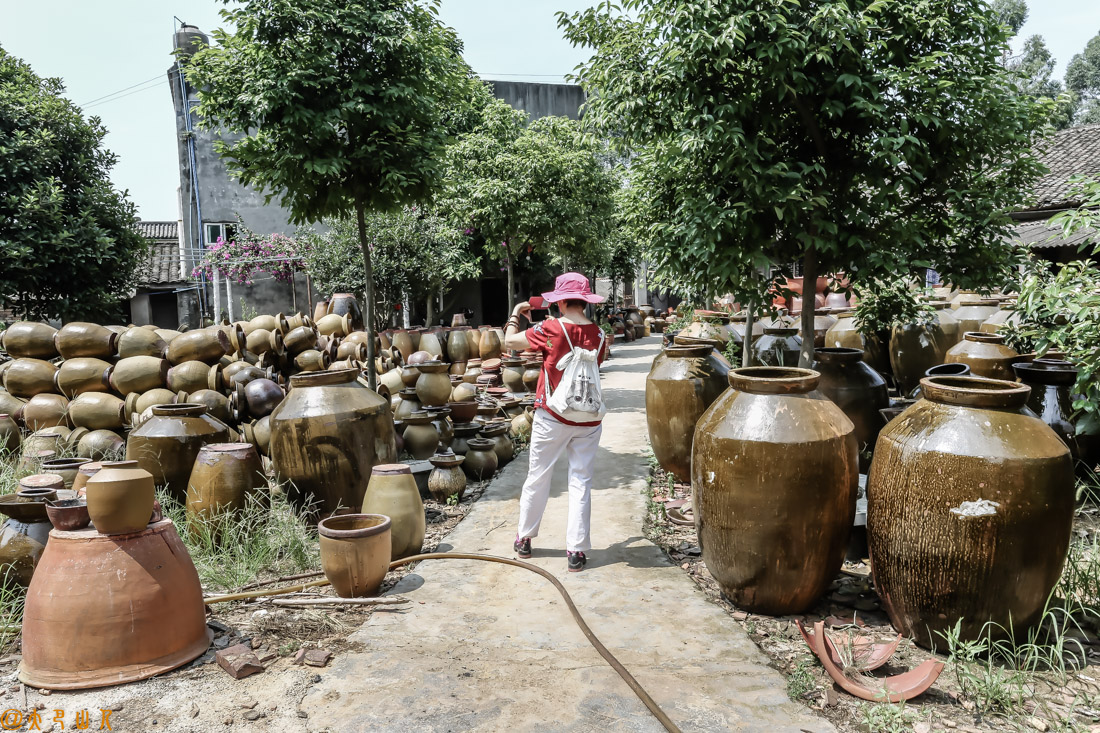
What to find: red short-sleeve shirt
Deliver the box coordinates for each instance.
[525,318,607,426]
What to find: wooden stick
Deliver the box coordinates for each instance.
[268,596,410,607]
[237,570,325,592]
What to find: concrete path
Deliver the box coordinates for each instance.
[301,338,833,732]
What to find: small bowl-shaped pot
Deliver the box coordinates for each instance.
[45,499,91,531]
[447,401,479,423]
[318,514,393,598]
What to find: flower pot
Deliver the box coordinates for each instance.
[166,328,230,366]
[813,348,889,471]
[361,464,425,561]
[3,359,59,398]
[77,430,125,461]
[867,376,1074,648]
[68,392,124,430]
[889,321,950,395]
[428,449,466,502]
[462,438,498,480]
[186,443,265,532]
[117,327,168,358]
[692,367,858,614]
[270,369,397,516]
[646,344,730,483]
[56,358,113,398]
[319,514,392,597]
[126,403,231,502]
[751,327,802,367]
[85,460,156,535]
[945,332,1019,381]
[1,322,59,359]
[22,393,70,432]
[55,322,118,360]
[480,421,514,466]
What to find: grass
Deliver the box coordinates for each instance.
[786,656,817,701]
[856,699,922,733]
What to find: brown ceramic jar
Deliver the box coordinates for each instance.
[401,412,441,460]
[812,348,888,470]
[463,438,499,480]
[824,311,864,351]
[692,367,858,615]
[126,403,231,502]
[415,362,452,407]
[166,328,230,365]
[56,358,113,398]
[167,361,221,394]
[501,358,526,393]
[117,327,168,358]
[868,375,1074,648]
[945,332,1019,381]
[361,464,425,561]
[0,414,18,454]
[68,392,125,431]
[889,321,950,394]
[269,369,397,516]
[21,394,70,432]
[1,322,59,359]
[85,460,156,535]
[55,322,118,360]
[645,344,730,483]
[0,491,52,586]
[185,443,265,530]
[77,430,125,460]
[3,359,59,398]
[1013,360,1083,475]
[109,356,169,396]
[428,449,466,502]
[480,421,514,466]
[953,298,1000,336]
[931,301,961,347]
[751,327,802,367]
[318,514,392,597]
[479,330,502,360]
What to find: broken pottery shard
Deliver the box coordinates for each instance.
[303,649,332,668]
[216,644,265,680]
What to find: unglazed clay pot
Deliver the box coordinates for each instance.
[21,393,70,432]
[378,367,405,399]
[361,464,425,561]
[167,361,221,394]
[692,367,858,614]
[336,341,367,363]
[428,449,466,502]
[185,443,265,531]
[451,381,478,404]
[401,412,441,460]
[812,348,888,470]
[19,518,211,690]
[751,327,802,367]
[953,298,1000,336]
[646,344,730,483]
[1013,360,1083,474]
[109,356,169,396]
[1,322,59,359]
[126,403,231,502]
[319,514,392,597]
[45,499,90,532]
[117,327,168,358]
[511,407,534,442]
[249,314,279,333]
[166,328,230,365]
[867,376,1074,648]
[415,361,452,407]
[462,438,498,480]
[419,332,444,360]
[427,407,454,448]
[3,359,59,398]
[56,358,113,398]
[77,430,125,460]
[889,321,950,395]
[85,460,156,535]
[55,322,118,360]
[67,392,124,431]
[270,369,397,516]
[945,332,1019,381]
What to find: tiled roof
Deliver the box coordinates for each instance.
[135,221,183,285]
[1027,124,1100,211]
[137,221,178,241]
[1012,220,1098,250]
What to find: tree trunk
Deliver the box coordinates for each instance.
[799,247,818,369]
[742,298,755,368]
[425,293,434,328]
[355,200,378,391]
[505,248,515,315]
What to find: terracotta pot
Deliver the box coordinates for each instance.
[953,298,1000,336]
[126,403,231,502]
[1013,360,1084,475]
[55,358,113,398]
[414,362,452,408]
[645,344,730,483]
[166,328,230,365]
[318,513,392,598]
[462,438,499,480]
[270,369,397,516]
[186,443,265,532]
[19,518,211,689]
[931,302,961,348]
[117,327,168,358]
[186,388,232,425]
[361,464,425,561]
[4,358,59,398]
[480,421,514,465]
[85,460,155,535]
[1,322,59,359]
[945,332,1019,381]
[240,415,272,458]
[77,430,125,460]
[107,356,168,396]
[751,327,802,367]
[45,499,90,532]
[39,457,91,490]
[0,491,52,586]
[55,322,118,360]
[868,375,1074,648]
[889,321,950,395]
[167,361,222,394]
[22,393,70,432]
[692,367,858,614]
[428,449,466,502]
[813,348,889,472]
[0,414,18,454]
[315,313,351,338]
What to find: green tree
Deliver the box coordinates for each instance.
[0,47,147,323]
[1066,30,1100,125]
[1009,36,1077,129]
[185,0,479,388]
[561,0,1050,367]
[440,99,619,313]
[992,0,1028,36]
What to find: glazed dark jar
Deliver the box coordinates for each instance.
[1012,360,1082,475]
[889,320,949,395]
[645,344,730,483]
[692,367,858,614]
[867,376,1074,649]
[750,327,802,368]
[812,348,889,472]
[126,403,232,503]
[269,369,398,516]
[945,332,1019,381]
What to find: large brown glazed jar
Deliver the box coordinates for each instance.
[645,344,730,483]
[867,376,1074,648]
[446,329,471,363]
[55,322,118,360]
[269,369,397,516]
[361,464,425,561]
[945,332,1019,381]
[812,348,888,470]
[68,392,125,431]
[889,321,949,395]
[750,327,802,367]
[117,327,168,358]
[931,301,961,348]
[166,328,230,365]
[185,443,265,530]
[3,359,59,398]
[56,358,113,398]
[953,298,1000,336]
[21,394,70,432]
[415,362,452,407]
[126,403,231,502]
[1013,360,1083,474]
[729,312,765,343]
[109,356,169,396]
[1,322,59,359]
[167,361,221,394]
[691,367,858,614]
[85,460,156,535]
[318,514,392,597]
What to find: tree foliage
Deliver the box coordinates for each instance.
[1008,36,1076,130]
[991,0,1028,36]
[1066,30,1100,126]
[439,99,619,311]
[0,47,147,322]
[561,0,1050,365]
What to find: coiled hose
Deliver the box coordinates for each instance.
[205,552,682,733]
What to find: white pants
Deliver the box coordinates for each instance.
[517,409,602,552]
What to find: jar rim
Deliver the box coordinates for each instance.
[289,368,359,388]
[151,402,206,416]
[728,367,819,394]
[919,375,1029,408]
[814,347,863,363]
[318,513,391,539]
[962,331,1005,344]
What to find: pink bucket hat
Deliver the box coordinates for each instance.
[541,272,605,304]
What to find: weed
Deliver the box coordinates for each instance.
[446,494,459,507]
[856,699,921,733]
[0,582,24,652]
[939,619,1030,716]
[785,657,816,701]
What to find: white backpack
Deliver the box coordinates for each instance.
[545,323,606,423]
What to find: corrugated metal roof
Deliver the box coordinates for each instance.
[1012,220,1098,250]
[1027,124,1100,211]
[137,221,178,241]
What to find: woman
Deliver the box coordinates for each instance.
[504,273,609,572]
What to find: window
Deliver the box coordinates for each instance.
[204,222,237,246]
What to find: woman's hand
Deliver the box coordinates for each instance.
[513,301,532,318]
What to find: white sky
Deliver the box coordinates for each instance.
[1,0,1098,221]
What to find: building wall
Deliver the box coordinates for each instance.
[487,80,585,121]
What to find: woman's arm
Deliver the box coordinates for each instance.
[503,302,532,352]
